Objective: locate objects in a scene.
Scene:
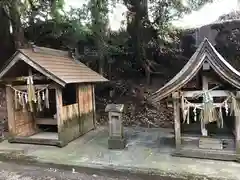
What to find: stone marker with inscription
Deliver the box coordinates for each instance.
[105,104,126,149]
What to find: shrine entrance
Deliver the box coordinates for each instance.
[1,59,59,144]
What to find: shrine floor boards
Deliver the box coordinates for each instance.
[0,126,239,180]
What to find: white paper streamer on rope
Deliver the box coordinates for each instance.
[181,95,232,127]
[7,83,50,112]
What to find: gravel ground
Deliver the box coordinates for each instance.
[0,162,132,180]
[0,161,179,180]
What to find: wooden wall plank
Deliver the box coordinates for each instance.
[14,111,36,136]
[62,103,78,120]
[77,84,94,133]
[6,86,15,135]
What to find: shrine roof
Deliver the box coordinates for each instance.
[0,46,108,86]
[149,38,240,104]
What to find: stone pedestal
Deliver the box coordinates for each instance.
[108,137,126,149]
[105,104,126,150]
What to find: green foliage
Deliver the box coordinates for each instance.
[0,0,215,78]
[212,12,240,66]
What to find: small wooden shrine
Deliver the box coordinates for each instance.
[0,45,108,147]
[150,38,240,161]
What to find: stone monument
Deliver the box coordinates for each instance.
[105,104,126,149]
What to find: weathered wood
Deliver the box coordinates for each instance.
[32,45,69,57]
[182,102,229,107]
[13,84,55,90]
[201,75,208,136]
[182,90,229,98]
[203,61,210,70]
[55,87,63,136]
[92,85,96,128]
[235,91,240,159]
[8,136,62,147]
[58,102,81,146]
[173,148,236,161]
[6,86,15,135]
[172,92,181,150]
[0,75,47,82]
[62,103,79,121]
[78,84,94,133]
[36,118,57,125]
[14,111,36,137]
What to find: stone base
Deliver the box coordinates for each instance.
[172,148,236,161]
[108,137,126,150]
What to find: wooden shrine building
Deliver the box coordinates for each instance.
[0,45,108,147]
[150,38,240,161]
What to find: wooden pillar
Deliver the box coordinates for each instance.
[92,84,96,129]
[172,92,181,150]
[235,114,240,155]
[76,84,83,134]
[6,86,15,136]
[235,91,240,158]
[201,75,208,136]
[55,87,63,138]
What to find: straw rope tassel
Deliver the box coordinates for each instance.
[37,91,42,111]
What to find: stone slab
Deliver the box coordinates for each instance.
[199,137,223,150]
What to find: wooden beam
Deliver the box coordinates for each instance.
[172,92,181,150]
[6,86,15,135]
[12,84,55,90]
[182,90,229,98]
[36,118,57,125]
[183,103,229,107]
[203,61,210,70]
[32,46,69,58]
[0,75,48,82]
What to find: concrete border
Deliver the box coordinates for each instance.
[0,151,229,180]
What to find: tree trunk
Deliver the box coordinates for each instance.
[9,1,25,49]
[0,7,14,67]
[90,0,108,76]
[134,0,150,84]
